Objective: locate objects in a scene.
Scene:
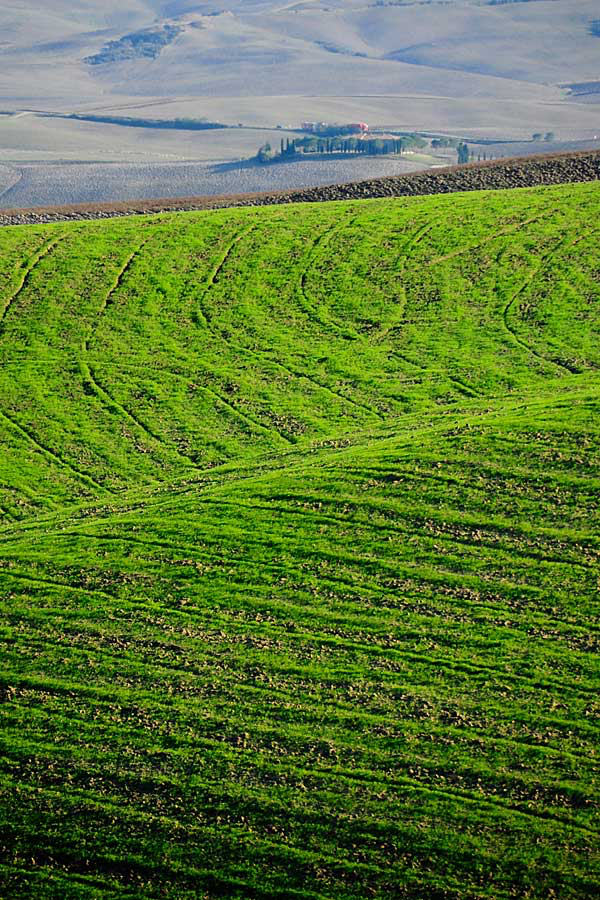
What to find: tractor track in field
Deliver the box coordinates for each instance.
[193,226,256,333]
[193,227,384,432]
[281,356,385,422]
[80,240,202,469]
[4,675,595,806]
[371,219,440,347]
[0,234,111,495]
[501,231,594,373]
[370,215,484,400]
[390,345,481,399]
[3,707,595,844]
[0,410,109,495]
[425,212,549,268]
[2,685,596,834]
[193,226,295,446]
[0,236,163,495]
[20,523,600,643]
[188,495,596,572]
[14,490,593,612]
[371,216,572,401]
[284,218,384,421]
[200,383,281,442]
[2,560,595,698]
[293,216,386,421]
[364,221,437,370]
[296,218,360,342]
[0,235,66,332]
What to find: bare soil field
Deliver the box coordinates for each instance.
[0,154,438,211]
[0,164,21,201]
[2,149,599,227]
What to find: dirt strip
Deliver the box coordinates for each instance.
[1,149,599,226]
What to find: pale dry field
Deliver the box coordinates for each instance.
[0,154,443,209]
[2,0,599,205]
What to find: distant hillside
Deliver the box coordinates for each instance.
[2,0,600,145]
[84,24,182,65]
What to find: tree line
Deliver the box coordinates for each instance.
[257,134,427,163]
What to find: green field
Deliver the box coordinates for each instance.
[0,183,599,899]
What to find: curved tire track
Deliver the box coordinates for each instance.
[370,219,438,346]
[196,221,384,425]
[501,231,592,374]
[0,233,111,495]
[0,409,110,495]
[176,222,388,427]
[296,220,360,341]
[292,218,385,421]
[80,241,201,468]
[425,213,548,268]
[192,227,296,445]
[0,235,66,333]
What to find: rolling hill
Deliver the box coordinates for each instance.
[0,181,599,899]
[3,0,600,208]
[2,0,600,143]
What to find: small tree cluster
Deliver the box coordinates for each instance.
[256,143,273,164]
[431,137,458,149]
[457,143,469,164]
[257,132,429,164]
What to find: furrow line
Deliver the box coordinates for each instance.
[2,567,596,700]
[178,495,598,573]
[79,241,198,467]
[194,226,256,330]
[198,383,284,442]
[0,409,111,496]
[386,347,480,399]
[425,212,549,267]
[4,671,595,775]
[369,220,436,346]
[0,567,119,601]
[4,734,597,841]
[370,219,482,398]
[297,763,600,839]
[296,220,359,340]
[294,217,386,420]
[195,223,383,426]
[0,234,66,333]
[501,232,592,373]
[193,226,295,445]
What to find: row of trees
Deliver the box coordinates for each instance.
[457,144,500,165]
[257,134,427,164]
[258,135,543,167]
[69,114,225,132]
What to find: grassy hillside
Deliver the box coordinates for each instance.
[0,183,599,899]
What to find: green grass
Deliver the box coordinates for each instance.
[0,182,599,899]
